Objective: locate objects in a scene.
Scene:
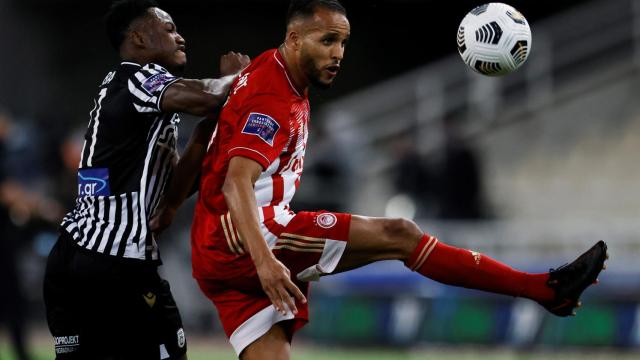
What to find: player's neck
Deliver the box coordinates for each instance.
[278,45,308,95]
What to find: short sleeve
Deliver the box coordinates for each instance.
[127,63,181,113]
[227,94,291,170]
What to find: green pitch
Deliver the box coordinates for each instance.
[3,345,640,360]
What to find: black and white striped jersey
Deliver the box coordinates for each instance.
[60,62,181,262]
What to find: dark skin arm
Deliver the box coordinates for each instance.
[150,117,216,234]
[160,51,250,116]
[222,156,307,315]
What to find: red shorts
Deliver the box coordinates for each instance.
[192,210,351,356]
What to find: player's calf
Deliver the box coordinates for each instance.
[405,234,554,302]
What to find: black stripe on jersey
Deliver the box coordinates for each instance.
[80,196,99,248]
[80,96,100,166]
[145,124,175,212]
[81,88,108,167]
[116,192,135,258]
[130,191,143,247]
[102,194,122,255]
[132,118,163,248]
[77,197,95,247]
[91,197,110,252]
[145,147,168,212]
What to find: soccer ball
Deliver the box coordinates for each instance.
[457,3,531,76]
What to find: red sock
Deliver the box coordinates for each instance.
[406,234,554,302]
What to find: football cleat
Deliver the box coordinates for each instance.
[540,240,608,317]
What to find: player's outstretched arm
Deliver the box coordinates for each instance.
[150,117,217,235]
[161,51,250,116]
[222,156,307,315]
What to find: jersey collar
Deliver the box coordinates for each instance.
[273,49,306,98]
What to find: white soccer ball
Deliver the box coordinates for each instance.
[457,3,532,76]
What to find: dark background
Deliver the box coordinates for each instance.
[1,0,587,129]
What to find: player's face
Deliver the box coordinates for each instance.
[299,8,350,89]
[144,8,186,72]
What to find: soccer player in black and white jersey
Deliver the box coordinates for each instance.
[43,0,249,359]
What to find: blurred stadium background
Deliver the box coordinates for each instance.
[2,0,640,359]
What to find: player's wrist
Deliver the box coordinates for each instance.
[252,250,276,267]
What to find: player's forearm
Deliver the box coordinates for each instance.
[163,118,217,210]
[162,77,235,116]
[180,75,237,96]
[200,75,238,96]
[222,177,273,264]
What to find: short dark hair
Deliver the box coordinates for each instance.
[105,0,159,50]
[286,0,346,25]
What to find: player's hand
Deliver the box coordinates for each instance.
[149,201,177,237]
[255,255,307,315]
[219,51,250,77]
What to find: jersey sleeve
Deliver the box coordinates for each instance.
[227,94,291,170]
[127,63,181,113]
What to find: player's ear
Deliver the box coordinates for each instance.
[129,29,146,48]
[285,30,301,51]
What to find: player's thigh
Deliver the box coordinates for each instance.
[240,322,291,360]
[44,237,83,359]
[153,278,188,360]
[71,254,185,359]
[334,215,422,273]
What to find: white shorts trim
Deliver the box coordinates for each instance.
[159,344,170,359]
[296,239,347,282]
[229,305,295,356]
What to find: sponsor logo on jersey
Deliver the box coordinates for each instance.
[78,168,110,196]
[316,213,337,229]
[242,113,280,146]
[142,73,175,93]
[143,291,156,308]
[54,335,80,354]
[177,328,186,348]
[233,72,249,95]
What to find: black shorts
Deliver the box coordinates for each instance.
[43,234,187,360]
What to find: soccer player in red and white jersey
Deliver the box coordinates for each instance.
[152,0,608,358]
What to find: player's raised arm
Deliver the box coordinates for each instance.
[161,52,250,116]
[222,156,307,315]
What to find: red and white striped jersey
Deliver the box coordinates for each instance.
[192,49,310,279]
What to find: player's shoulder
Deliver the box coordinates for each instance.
[237,49,295,100]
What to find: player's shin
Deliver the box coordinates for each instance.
[405,234,554,303]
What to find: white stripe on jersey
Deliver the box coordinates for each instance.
[258,208,278,247]
[85,196,106,249]
[109,193,129,256]
[137,118,164,249]
[254,158,280,206]
[97,198,117,253]
[124,192,141,258]
[274,208,295,227]
[86,88,108,167]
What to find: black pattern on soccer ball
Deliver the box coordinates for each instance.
[470,4,488,15]
[510,40,528,65]
[474,60,502,75]
[475,21,502,45]
[457,26,466,54]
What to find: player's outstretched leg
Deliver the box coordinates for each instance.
[333,215,608,317]
[539,240,608,316]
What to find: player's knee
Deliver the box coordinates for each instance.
[381,218,422,254]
